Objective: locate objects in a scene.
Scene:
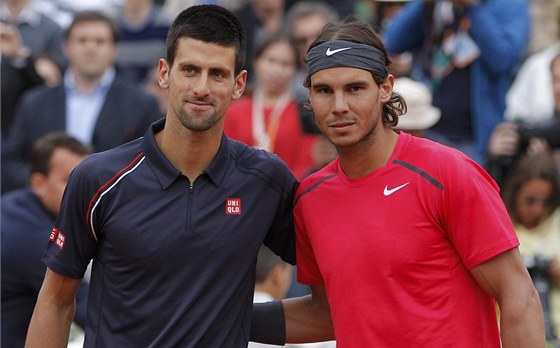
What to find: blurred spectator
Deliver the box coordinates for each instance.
[384,0,530,163]
[1,132,91,348]
[526,0,560,55]
[371,0,410,36]
[0,23,63,138]
[1,10,161,193]
[234,0,287,87]
[487,51,560,187]
[506,46,560,124]
[286,0,356,19]
[371,0,413,77]
[116,0,172,83]
[485,120,560,187]
[32,0,123,27]
[501,152,560,344]
[392,76,441,137]
[1,0,66,65]
[143,64,169,115]
[224,33,317,179]
[285,0,338,101]
[0,0,66,135]
[248,246,336,348]
[283,1,338,181]
[161,0,244,15]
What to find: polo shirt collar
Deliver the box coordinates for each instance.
[142,119,231,190]
[203,133,231,188]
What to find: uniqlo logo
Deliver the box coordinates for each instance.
[55,231,66,249]
[49,227,59,242]
[226,198,241,215]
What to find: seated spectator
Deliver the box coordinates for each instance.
[224,33,317,179]
[116,0,172,83]
[1,132,91,348]
[501,152,560,344]
[1,10,161,193]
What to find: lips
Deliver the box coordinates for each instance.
[328,120,355,128]
[186,99,213,110]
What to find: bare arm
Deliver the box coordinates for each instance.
[283,285,335,343]
[470,248,546,348]
[25,268,81,348]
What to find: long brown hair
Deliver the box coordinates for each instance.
[303,15,406,127]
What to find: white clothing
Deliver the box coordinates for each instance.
[505,43,560,123]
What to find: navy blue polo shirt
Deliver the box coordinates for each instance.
[43,118,297,347]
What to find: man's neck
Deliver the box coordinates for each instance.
[155,120,223,184]
[338,127,399,178]
[71,70,107,94]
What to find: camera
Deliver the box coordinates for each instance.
[516,119,560,155]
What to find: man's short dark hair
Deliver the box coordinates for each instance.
[255,246,288,283]
[165,5,246,75]
[65,10,121,43]
[29,132,91,176]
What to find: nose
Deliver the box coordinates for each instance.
[332,91,349,115]
[193,74,210,98]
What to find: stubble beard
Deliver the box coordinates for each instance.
[176,107,219,132]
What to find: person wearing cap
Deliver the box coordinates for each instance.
[250,16,545,348]
[392,76,440,137]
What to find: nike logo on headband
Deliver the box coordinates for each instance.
[326,47,352,56]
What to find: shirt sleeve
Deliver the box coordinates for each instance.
[442,154,519,270]
[42,161,100,279]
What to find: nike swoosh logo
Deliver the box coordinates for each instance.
[383,182,410,196]
[326,47,352,56]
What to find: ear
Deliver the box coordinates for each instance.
[380,74,394,102]
[29,172,47,199]
[232,70,247,100]
[158,58,170,89]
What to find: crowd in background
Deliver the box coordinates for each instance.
[1,0,560,346]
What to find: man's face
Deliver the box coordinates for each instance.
[309,67,392,149]
[32,148,86,216]
[64,20,117,79]
[158,37,246,132]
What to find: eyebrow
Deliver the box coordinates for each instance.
[311,79,370,90]
[179,62,232,76]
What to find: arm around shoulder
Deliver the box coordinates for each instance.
[25,268,82,348]
[470,247,546,348]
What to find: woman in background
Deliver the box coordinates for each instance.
[502,152,560,345]
[224,33,317,179]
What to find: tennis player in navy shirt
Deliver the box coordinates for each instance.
[26,5,297,347]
